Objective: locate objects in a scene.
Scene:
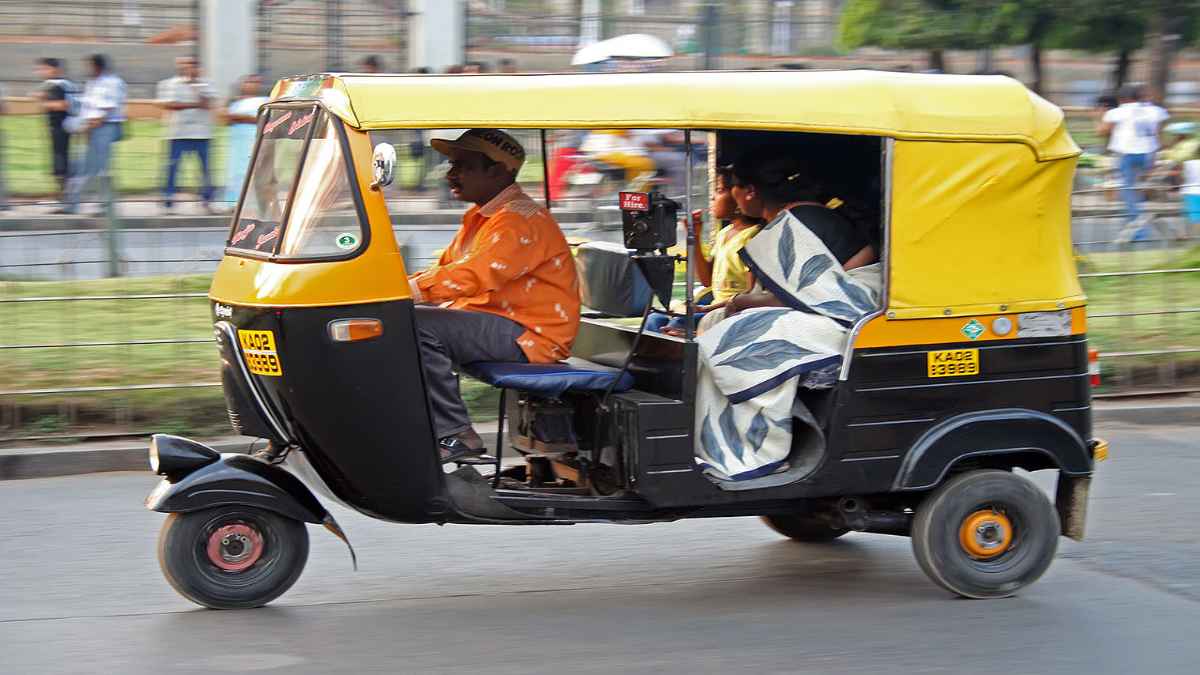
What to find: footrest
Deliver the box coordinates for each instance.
[454,454,499,466]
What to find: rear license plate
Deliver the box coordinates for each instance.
[238,329,283,377]
[927,348,979,378]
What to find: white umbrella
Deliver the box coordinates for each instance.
[571,33,673,66]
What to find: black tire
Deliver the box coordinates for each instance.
[157,505,309,610]
[761,514,850,542]
[911,470,1059,599]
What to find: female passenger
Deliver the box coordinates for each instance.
[722,154,877,316]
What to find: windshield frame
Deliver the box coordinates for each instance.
[225,100,372,264]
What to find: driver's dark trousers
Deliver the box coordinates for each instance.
[414,306,528,439]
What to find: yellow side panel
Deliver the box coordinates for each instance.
[888,141,1085,319]
[209,125,413,308]
[854,307,1087,348]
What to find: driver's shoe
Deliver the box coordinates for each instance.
[438,429,485,464]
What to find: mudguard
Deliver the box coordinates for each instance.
[146,453,329,523]
[893,408,1092,491]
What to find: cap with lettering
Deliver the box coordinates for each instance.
[431,128,526,172]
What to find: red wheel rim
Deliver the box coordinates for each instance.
[206,523,265,572]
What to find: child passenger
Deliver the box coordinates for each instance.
[647,165,764,334]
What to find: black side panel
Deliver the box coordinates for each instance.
[226,300,446,523]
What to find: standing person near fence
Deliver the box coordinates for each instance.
[59,54,126,215]
[0,83,8,211]
[1100,84,1169,240]
[157,56,216,214]
[223,74,268,207]
[34,58,78,204]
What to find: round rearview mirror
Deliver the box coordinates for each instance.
[371,143,396,189]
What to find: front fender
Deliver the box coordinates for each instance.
[146,453,329,524]
[893,408,1092,491]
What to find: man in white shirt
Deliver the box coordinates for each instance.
[60,54,127,215]
[156,55,216,213]
[1100,85,1169,230]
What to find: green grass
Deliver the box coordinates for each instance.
[1,116,230,197]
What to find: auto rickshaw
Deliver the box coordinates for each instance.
[144,70,1106,609]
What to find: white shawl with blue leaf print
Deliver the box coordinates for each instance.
[694,209,881,481]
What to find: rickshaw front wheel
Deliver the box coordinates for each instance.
[911,470,1059,599]
[157,505,310,610]
[760,514,849,542]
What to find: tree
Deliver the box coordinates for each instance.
[1044,2,1146,92]
[839,0,979,72]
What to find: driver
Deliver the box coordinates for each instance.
[409,129,581,463]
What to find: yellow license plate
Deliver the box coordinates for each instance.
[238,329,283,377]
[927,348,979,378]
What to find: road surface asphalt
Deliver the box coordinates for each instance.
[1,421,1198,674]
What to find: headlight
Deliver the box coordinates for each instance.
[149,434,220,478]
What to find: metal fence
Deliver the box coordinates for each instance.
[2,186,1196,442]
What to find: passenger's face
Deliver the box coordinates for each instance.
[176,57,197,79]
[711,174,738,221]
[241,75,262,96]
[730,178,764,219]
[445,151,505,204]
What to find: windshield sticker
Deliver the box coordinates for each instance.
[288,110,316,136]
[229,222,255,246]
[334,232,359,250]
[263,111,293,135]
[256,226,281,250]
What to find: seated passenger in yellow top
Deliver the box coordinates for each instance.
[647,165,763,335]
[408,129,581,462]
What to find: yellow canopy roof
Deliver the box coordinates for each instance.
[272,70,1079,161]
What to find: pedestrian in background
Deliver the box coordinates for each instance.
[60,54,127,215]
[222,73,268,207]
[34,57,78,203]
[157,55,216,214]
[499,58,518,73]
[0,84,8,211]
[360,55,383,73]
[1100,84,1169,239]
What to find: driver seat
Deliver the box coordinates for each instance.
[460,358,634,483]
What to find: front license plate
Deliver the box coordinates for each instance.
[238,329,283,377]
[927,348,979,378]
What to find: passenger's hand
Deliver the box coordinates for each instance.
[686,209,703,236]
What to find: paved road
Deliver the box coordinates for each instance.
[2,421,1198,674]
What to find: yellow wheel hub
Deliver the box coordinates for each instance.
[959,509,1014,559]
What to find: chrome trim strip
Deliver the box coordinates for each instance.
[858,336,1088,358]
[856,372,1089,393]
[839,454,902,463]
[840,137,892,381]
[845,417,936,428]
[216,321,293,443]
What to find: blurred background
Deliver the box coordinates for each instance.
[1,0,1198,444]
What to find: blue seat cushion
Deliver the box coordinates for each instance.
[462,360,634,398]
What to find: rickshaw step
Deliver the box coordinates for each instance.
[454,454,499,466]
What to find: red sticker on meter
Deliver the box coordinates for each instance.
[619,192,650,212]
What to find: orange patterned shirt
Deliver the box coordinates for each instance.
[410,184,580,363]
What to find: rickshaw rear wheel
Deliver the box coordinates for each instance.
[911,469,1059,599]
[761,514,849,542]
[157,505,310,610]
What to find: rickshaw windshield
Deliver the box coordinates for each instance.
[227,105,365,260]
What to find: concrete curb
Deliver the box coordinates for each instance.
[1,406,1196,481]
[0,426,500,481]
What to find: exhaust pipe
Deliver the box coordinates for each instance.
[837,497,912,536]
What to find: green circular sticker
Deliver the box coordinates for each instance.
[334,232,359,250]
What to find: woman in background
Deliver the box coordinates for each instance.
[223,73,267,207]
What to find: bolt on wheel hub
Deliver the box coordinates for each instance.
[207,523,265,572]
[958,509,1013,560]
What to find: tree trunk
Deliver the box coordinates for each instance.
[1030,42,1044,95]
[928,49,946,72]
[1147,5,1183,104]
[1112,49,1132,92]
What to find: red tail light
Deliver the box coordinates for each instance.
[1088,348,1101,387]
